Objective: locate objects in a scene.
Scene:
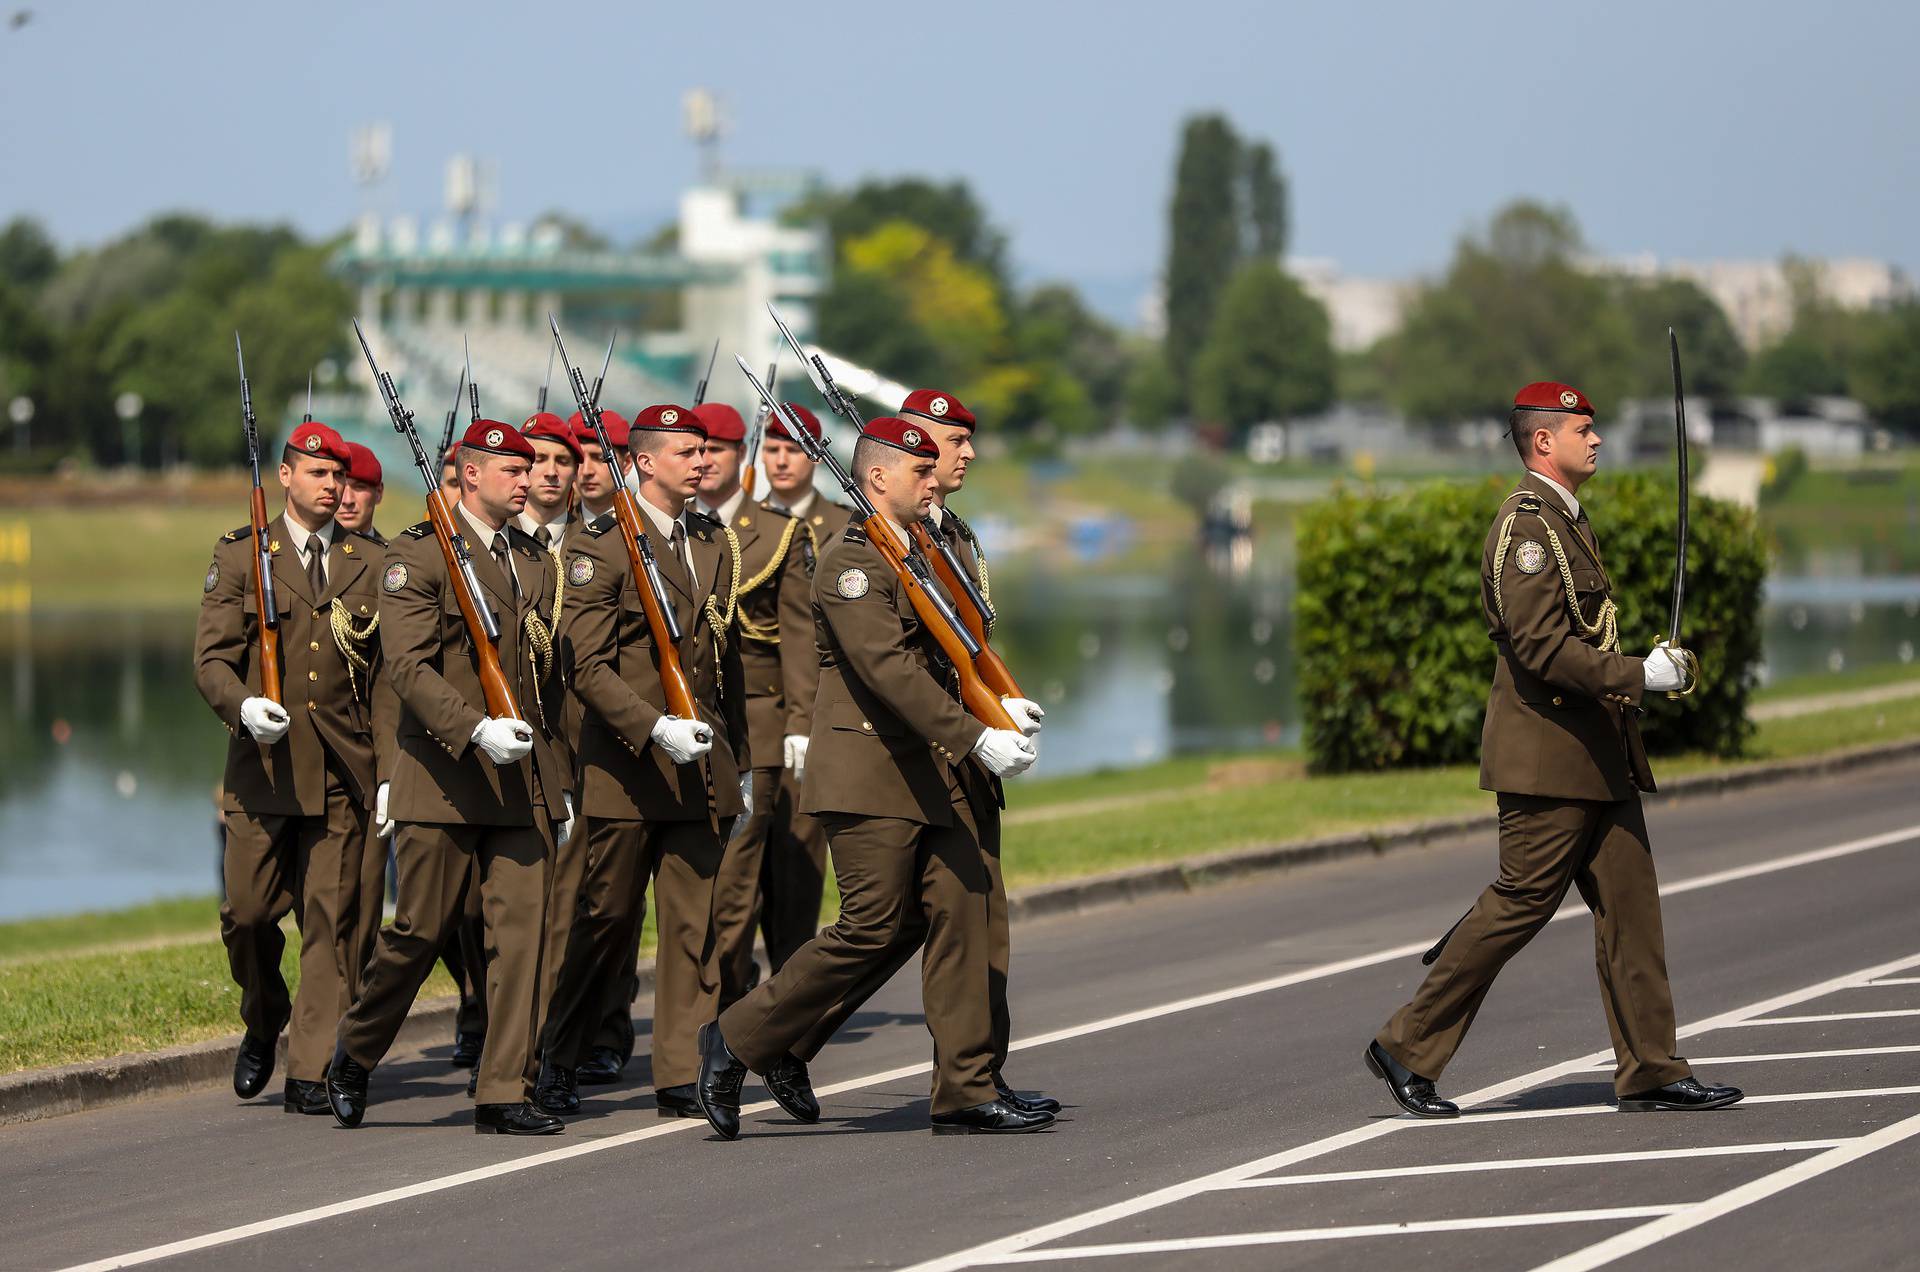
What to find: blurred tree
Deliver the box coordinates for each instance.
[814,268,950,390]
[1164,114,1243,400]
[789,178,1009,290]
[1015,284,1130,417]
[1746,332,1848,400]
[1124,343,1181,431]
[530,212,611,251]
[1618,277,1746,398]
[843,221,1006,373]
[0,218,58,292]
[1378,201,1637,422]
[1846,303,1920,432]
[1191,261,1334,438]
[1245,141,1288,260]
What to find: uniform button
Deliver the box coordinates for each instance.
[308,670,319,682]
[309,640,320,651]
[312,609,323,619]
[1551,695,1564,707]
[861,721,873,731]
[307,701,317,711]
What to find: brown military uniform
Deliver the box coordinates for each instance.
[711,495,833,1005]
[546,505,747,1092]
[1375,470,1691,1095]
[336,513,570,1107]
[717,519,999,1116]
[194,515,385,1083]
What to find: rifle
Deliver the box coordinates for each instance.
[233,333,282,705]
[692,339,719,407]
[741,360,775,499]
[549,314,705,730]
[439,364,466,471]
[763,304,1025,702]
[353,319,523,723]
[735,354,1016,732]
[537,341,555,414]
[464,335,482,423]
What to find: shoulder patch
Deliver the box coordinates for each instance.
[1515,540,1548,575]
[585,513,616,538]
[402,520,434,539]
[220,524,249,543]
[203,560,221,593]
[383,561,410,592]
[835,568,870,599]
[567,553,595,587]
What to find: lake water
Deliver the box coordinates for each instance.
[1,518,1915,920]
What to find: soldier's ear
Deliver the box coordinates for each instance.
[278,462,294,489]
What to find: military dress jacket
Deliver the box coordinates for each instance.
[561,508,748,823]
[800,522,990,826]
[1478,471,1655,801]
[194,514,384,816]
[731,499,819,770]
[380,517,571,827]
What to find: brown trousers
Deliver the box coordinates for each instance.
[544,817,723,1090]
[719,802,998,1116]
[714,766,831,1008]
[1376,792,1692,1095]
[346,821,389,997]
[221,782,368,1082]
[791,791,1011,1074]
[338,819,553,1105]
[536,812,593,1059]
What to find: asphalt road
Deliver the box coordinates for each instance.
[7,758,1920,1272]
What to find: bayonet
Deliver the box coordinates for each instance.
[304,373,313,425]
[538,341,555,413]
[692,339,720,407]
[464,334,481,423]
[439,364,465,463]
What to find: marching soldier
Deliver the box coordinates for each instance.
[327,420,574,1136]
[694,401,820,1008]
[194,421,385,1115]
[517,412,581,548]
[334,442,385,542]
[539,404,749,1118]
[1364,381,1741,1117]
[696,417,1048,1139]
[570,408,629,527]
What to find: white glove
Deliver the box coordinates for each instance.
[971,728,1037,778]
[738,772,755,820]
[557,794,575,847]
[650,715,713,765]
[782,733,810,781]
[374,782,393,840]
[240,696,290,744]
[1000,696,1046,738]
[471,716,534,766]
[1643,643,1687,692]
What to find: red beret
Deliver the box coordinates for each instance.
[1514,381,1594,416]
[899,388,975,431]
[860,416,939,459]
[341,441,382,486]
[285,421,350,464]
[767,402,822,444]
[522,411,582,462]
[458,419,535,460]
[569,408,629,450]
[631,404,705,437]
[692,402,745,444]
[441,445,459,470]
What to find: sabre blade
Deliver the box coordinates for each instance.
[1667,327,1690,644]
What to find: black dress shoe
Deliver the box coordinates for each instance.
[233,1032,277,1100]
[327,1046,371,1129]
[1364,1041,1458,1119]
[534,1064,580,1116]
[695,1021,748,1140]
[449,1031,484,1069]
[931,1099,1056,1135]
[765,1054,820,1123]
[656,1083,704,1119]
[283,1078,329,1115]
[576,1045,625,1085]
[994,1075,1061,1116]
[1618,1076,1744,1112]
[475,1101,564,1136]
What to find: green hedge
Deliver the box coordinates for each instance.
[1296,471,1766,773]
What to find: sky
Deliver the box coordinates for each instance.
[2,0,1914,322]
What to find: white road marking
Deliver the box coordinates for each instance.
[1531,1109,1920,1271]
[1223,1141,1846,1187]
[1581,1043,1920,1068]
[1718,1008,1920,1026]
[58,824,1920,1272]
[1865,976,1920,986]
[982,1207,1690,1262]
[1394,1086,1920,1126]
[900,950,1920,1272]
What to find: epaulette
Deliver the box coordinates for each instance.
[585,513,616,537]
[686,508,722,529]
[505,524,542,551]
[351,527,387,548]
[220,524,249,543]
[842,524,868,544]
[402,520,434,539]
[756,501,794,521]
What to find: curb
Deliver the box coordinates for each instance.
[9,736,1920,1129]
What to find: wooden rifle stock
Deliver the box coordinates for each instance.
[425,490,521,721]
[908,521,1024,700]
[613,491,700,721]
[871,516,1016,731]
[249,485,282,704]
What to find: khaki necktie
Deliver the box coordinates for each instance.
[670,521,691,586]
[491,533,519,601]
[306,538,327,599]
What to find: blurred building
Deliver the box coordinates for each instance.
[1607,253,1913,349]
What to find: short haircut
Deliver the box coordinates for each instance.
[851,435,906,492]
[1508,408,1567,460]
[282,445,342,470]
[628,428,694,458]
